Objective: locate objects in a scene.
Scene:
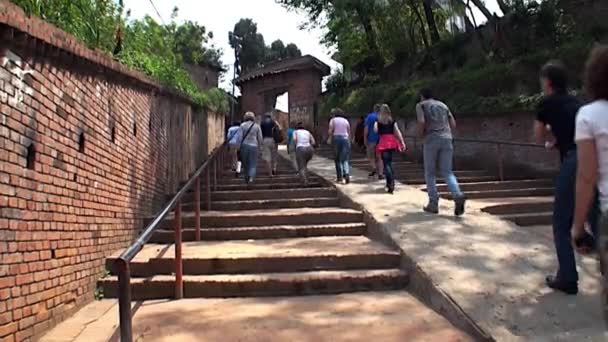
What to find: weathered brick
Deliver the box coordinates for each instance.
[0,1,224,339]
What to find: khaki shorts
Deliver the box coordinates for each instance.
[366,143,378,159]
[262,137,278,163]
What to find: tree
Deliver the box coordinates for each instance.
[265,39,302,62]
[422,0,441,44]
[229,18,267,74]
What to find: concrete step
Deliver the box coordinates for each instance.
[440,187,554,200]
[481,199,553,215]
[99,269,409,300]
[396,170,489,178]
[401,176,499,185]
[183,187,337,202]
[500,212,552,226]
[148,223,368,243]
[149,207,363,229]
[106,236,399,277]
[434,179,554,192]
[182,197,340,211]
[218,175,319,185]
[214,182,324,191]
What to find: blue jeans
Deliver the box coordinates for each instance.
[333,136,351,179]
[553,150,600,282]
[423,136,463,204]
[240,144,258,181]
[382,150,395,188]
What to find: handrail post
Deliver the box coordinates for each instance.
[194,176,201,241]
[117,260,133,342]
[206,169,211,211]
[174,200,183,299]
[497,143,504,181]
[213,159,217,191]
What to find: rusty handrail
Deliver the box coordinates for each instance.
[405,135,548,181]
[114,142,228,342]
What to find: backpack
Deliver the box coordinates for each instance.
[272,123,284,143]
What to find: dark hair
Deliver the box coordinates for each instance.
[540,60,568,92]
[295,122,305,130]
[420,88,433,100]
[331,108,345,117]
[584,45,608,101]
[373,104,381,112]
[232,121,241,126]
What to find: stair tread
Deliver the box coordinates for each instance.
[161,207,361,219]
[211,187,335,195]
[108,236,397,262]
[500,211,553,218]
[205,197,337,204]
[100,268,407,283]
[155,222,366,232]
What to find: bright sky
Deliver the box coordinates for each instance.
[123,0,502,111]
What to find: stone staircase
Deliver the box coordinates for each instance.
[99,158,408,299]
[318,146,554,226]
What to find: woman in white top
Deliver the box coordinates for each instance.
[292,122,316,185]
[328,108,352,184]
[572,45,608,320]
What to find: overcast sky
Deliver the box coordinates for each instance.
[123,0,501,110]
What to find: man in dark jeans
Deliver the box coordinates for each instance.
[534,61,599,295]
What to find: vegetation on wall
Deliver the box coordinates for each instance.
[11,0,228,113]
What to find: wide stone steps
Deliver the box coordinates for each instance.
[182,187,337,202]
[438,187,554,200]
[481,198,553,215]
[182,197,339,211]
[148,223,367,243]
[149,207,363,228]
[103,156,409,301]
[213,182,324,191]
[100,269,408,300]
[105,236,400,276]
[433,179,554,192]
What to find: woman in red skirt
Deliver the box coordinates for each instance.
[374,104,406,194]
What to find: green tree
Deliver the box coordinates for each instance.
[229,18,267,74]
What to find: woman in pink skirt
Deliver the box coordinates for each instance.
[374,104,406,194]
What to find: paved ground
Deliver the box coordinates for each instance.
[302,149,606,341]
[40,292,471,342]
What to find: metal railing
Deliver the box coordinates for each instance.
[114,143,228,342]
[405,136,548,181]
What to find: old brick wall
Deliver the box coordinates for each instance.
[0,2,224,341]
[184,63,220,91]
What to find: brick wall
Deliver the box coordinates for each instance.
[184,63,220,91]
[0,2,224,341]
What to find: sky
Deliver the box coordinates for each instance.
[123,0,502,111]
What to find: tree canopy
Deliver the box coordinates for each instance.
[229,18,302,76]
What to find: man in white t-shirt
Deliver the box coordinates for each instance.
[572,45,608,322]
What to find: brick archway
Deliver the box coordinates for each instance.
[236,55,330,130]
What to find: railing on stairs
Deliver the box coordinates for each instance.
[406,136,547,181]
[113,143,228,342]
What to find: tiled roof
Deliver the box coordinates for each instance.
[235,55,331,85]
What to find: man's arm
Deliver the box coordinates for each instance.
[573,139,598,236]
[416,104,425,139]
[363,125,369,145]
[534,120,548,144]
[310,132,316,147]
[448,112,457,130]
[328,119,334,137]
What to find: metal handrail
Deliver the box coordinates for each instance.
[404,135,550,181]
[114,142,228,342]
